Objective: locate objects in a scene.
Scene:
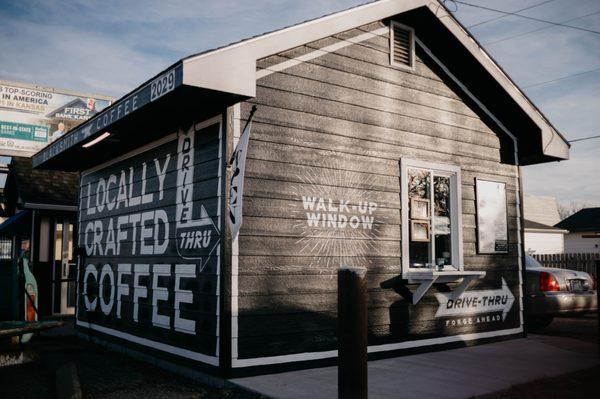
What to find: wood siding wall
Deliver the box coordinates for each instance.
[235,20,522,360]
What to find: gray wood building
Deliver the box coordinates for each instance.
[33,0,570,378]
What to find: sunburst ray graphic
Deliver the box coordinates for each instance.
[289,158,388,270]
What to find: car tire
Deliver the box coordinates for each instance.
[528,317,554,330]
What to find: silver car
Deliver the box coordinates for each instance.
[524,255,597,329]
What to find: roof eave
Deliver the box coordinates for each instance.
[182,0,569,162]
[525,227,569,234]
[34,0,570,169]
[182,0,428,97]
[425,2,569,161]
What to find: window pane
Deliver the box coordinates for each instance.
[434,176,452,266]
[55,223,63,261]
[408,168,429,199]
[67,224,74,261]
[408,168,431,267]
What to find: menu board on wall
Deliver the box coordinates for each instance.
[0,81,112,155]
[476,179,508,254]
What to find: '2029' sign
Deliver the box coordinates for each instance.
[77,118,223,359]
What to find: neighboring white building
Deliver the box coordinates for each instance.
[523,195,567,254]
[524,220,568,255]
[556,208,600,254]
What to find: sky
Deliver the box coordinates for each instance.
[0,0,598,205]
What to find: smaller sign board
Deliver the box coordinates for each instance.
[0,81,112,156]
[476,179,508,254]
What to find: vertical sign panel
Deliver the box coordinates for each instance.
[76,117,222,364]
[476,179,509,254]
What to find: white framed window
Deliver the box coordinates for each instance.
[400,159,463,278]
[390,21,415,70]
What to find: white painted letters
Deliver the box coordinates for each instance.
[116,264,131,318]
[83,264,98,311]
[152,264,171,329]
[99,264,115,315]
[174,264,196,334]
[133,264,149,322]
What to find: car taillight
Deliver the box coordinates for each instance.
[539,271,560,292]
[592,274,597,290]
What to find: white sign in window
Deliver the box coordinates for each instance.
[476,179,508,254]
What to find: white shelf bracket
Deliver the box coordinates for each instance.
[411,277,438,305]
[406,271,486,305]
[449,274,481,299]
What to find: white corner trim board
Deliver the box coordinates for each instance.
[231,327,524,367]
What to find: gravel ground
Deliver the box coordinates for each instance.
[0,335,264,399]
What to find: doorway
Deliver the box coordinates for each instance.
[52,220,76,315]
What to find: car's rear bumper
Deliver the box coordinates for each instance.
[526,291,597,318]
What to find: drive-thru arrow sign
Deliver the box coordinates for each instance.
[175,124,221,267]
[434,278,515,321]
[175,204,221,267]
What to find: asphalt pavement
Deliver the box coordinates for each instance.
[531,314,597,345]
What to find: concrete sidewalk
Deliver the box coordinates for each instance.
[231,335,599,399]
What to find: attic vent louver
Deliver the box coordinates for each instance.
[390,22,414,69]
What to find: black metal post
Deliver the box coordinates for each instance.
[338,266,368,399]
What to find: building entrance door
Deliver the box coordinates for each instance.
[52,220,75,315]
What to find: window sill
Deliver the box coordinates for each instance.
[407,270,486,284]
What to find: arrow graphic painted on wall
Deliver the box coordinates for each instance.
[434,278,515,321]
[174,123,221,267]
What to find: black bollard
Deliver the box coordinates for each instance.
[338,266,368,399]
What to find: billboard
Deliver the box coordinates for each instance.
[0,81,112,156]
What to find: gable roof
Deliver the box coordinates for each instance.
[524,219,567,233]
[523,195,561,226]
[556,208,600,232]
[33,0,569,171]
[10,157,79,208]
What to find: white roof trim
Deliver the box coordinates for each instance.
[422,2,569,160]
[182,0,426,96]
[23,203,78,212]
[525,227,568,234]
[181,0,568,161]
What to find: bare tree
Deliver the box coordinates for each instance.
[557,201,590,220]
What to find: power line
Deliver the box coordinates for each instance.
[523,65,600,88]
[484,10,600,46]
[468,0,557,29]
[449,0,600,35]
[569,135,600,143]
